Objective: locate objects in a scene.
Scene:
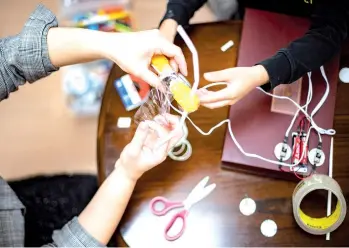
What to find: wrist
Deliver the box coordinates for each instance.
[252,65,270,87]
[159,19,178,42]
[113,159,141,183]
[85,30,112,60]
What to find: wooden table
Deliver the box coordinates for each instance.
[97,21,349,247]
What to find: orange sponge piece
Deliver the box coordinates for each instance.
[170,81,200,113]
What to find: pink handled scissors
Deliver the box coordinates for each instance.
[149,176,216,241]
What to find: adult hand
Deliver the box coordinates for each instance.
[102,29,187,88]
[116,114,184,181]
[197,65,269,109]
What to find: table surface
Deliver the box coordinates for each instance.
[97,20,349,247]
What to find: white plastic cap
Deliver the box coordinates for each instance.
[339,67,349,83]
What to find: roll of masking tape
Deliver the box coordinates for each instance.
[168,139,192,161]
[292,174,346,235]
[167,121,192,161]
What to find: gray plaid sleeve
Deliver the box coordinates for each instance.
[0,4,59,101]
[47,217,105,247]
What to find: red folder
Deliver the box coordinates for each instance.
[221,8,339,179]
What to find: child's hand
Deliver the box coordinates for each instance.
[115,114,184,181]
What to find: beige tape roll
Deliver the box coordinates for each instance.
[292,174,347,235]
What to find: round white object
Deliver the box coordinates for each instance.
[260,219,277,237]
[308,148,325,166]
[339,67,349,83]
[239,197,256,216]
[274,143,292,161]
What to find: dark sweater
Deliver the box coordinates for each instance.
[160,0,349,91]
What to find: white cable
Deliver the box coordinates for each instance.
[156,23,333,170]
[258,67,335,136]
[176,25,200,95]
[284,71,313,138]
[170,102,312,167]
[326,137,334,240]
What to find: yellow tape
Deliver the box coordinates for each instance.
[151,55,172,75]
[292,174,346,235]
[170,81,200,113]
[151,55,200,113]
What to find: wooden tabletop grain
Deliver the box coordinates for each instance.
[97,21,349,247]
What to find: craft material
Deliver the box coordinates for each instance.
[339,67,349,83]
[117,117,131,128]
[150,55,200,113]
[292,174,346,235]
[167,121,192,161]
[239,196,256,216]
[260,219,278,237]
[62,61,111,116]
[114,74,150,111]
[220,40,234,52]
[150,176,216,241]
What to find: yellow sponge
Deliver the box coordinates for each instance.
[170,81,200,113]
[151,55,172,74]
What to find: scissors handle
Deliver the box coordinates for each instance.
[165,209,189,241]
[150,196,184,216]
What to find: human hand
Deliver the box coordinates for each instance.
[197,65,269,109]
[101,29,187,88]
[115,114,184,181]
[159,19,178,43]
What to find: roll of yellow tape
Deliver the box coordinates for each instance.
[292,174,346,235]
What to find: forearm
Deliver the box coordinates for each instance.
[77,162,136,245]
[257,1,348,91]
[47,27,107,67]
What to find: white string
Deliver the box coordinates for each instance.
[326,137,334,240]
[176,25,200,95]
[170,101,311,168]
[157,24,334,170]
[257,69,335,136]
[284,71,313,138]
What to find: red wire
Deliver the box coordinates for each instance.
[290,116,313,180]
[293,167,313,180]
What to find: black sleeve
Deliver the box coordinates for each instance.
[257,0,349,91]
[159,0,208,27]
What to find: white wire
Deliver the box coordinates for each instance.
[170,102,312,167]
[176,25,200,95]
[157,23,333,169]
[258,68,335,136]
[326,137,334,240]
[284,71,313,138]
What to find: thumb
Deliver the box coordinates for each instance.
[204,68,234,82]
[128,121,149,154]
[198,87,233,103]
[136,69,162,88]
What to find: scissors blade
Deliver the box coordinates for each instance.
[186,176,209,198]
[184,176,216,207]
